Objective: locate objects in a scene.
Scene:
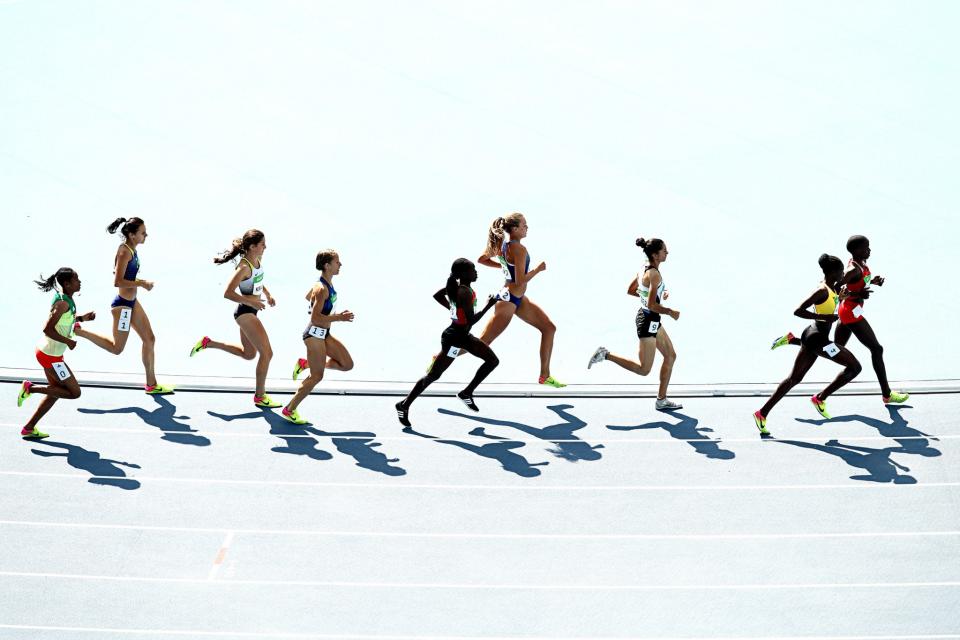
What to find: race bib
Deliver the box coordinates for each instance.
[852,305,863,319]
[52,361,71,381]
[823,343,840,358]
[498,257,512,281]
[117,307,132,332]
[307,326,328,339]
[648,321,660,334]
[447,346,461,357]
[498,288,511,301]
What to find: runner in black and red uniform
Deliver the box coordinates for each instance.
[834,235,908,404]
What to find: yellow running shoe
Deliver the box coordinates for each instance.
[770,332,795,350]
[254,394,282,409]
[145,384,175,395]
[281,406,308,425]
[810,394,831,419]
[21,426,49,439]
[292,358,309,380]
[883,391,910,404]
[538,375,566,388]
[752,410,770,436]
[17,380,33,408]
[189,336,211,357]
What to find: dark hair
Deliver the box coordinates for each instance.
[636,237,665,260]
[107,217,145,240]
[446,258,475,302]
[315,249,338,272]
[846,234,868,253]
[214,229,265,265]
[34,267,76,292]
[818,253,843,276]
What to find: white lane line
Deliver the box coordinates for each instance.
[207,530,235,581]
[3,520,960,541]
[2,470,959,491]
[1,421,955,444]
[3,570,960,591]
[0,627,958,640]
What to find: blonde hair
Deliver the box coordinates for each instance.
[485,212,524,257]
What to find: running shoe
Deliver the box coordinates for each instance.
[538,375,566,388]
[21,426,49,439]
[753,410,770,436]
[457,392,479,412]
[254,394,282,409]
[145,384,175,395]
[587,346,608,369]
[189,336,211,357]
[17,380,32,408]
[395,401,411,427]
[883,391,910,404]
[292,358,309,380]
[281,406,308,425]
[655,398,683,411]
[810,394,831,419]
[770,332,795,350]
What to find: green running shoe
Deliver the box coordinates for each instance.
[145,384,175,395]
[810,394,831,419]
[770,332,795,350]
[254,393,282,409]
[281,406,308,425]
[21,426,49,439]
[17,380,32,408]
[292,358,309,380]
[883,391,910,404]
[190,336,211,357]
[753,410,770,436]
[539,375,566,388]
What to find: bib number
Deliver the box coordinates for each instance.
[307,326,328,339]
[852,305,863,319]
[117,307,132,332]
[498,257,512,281]
[447,346,461,357]
[823,343,840,358]
[498,288,511,302]
[648,321,660,334]
[52,361,71,381]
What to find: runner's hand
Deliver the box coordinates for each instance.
[338,310,355,322]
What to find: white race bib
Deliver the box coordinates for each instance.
[648,321,660,334]
[498,288,511,301]
[117,307,132,332]
[852,305,863,319]
[447,346,461,357]
[498,257,512,281]
[307,326,328,339]
[823,343,840,358]
[52,361,71,381]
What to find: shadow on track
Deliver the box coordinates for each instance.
[30,440,141,490]
[770,438,917,483]
[607,411,735,460]
[78,396,210,446]
[795,405,940,457]
[437,404,603,462]
[403,424,549,477]
[208,409,405,476]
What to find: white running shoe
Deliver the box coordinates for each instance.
[587,346,608,369]
[655,398,683,411]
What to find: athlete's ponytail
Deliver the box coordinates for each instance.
[485,212,524,257]
[636,237,665,260]
[446,258,474,302]
[107,217,145,240]
[34,267,76,292]
[214,229,265,265]
[818,253,843,276]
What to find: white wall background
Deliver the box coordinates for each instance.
[2,0,957,385]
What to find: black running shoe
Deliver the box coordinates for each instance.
[457,392,479,412]
[395,401,411,427]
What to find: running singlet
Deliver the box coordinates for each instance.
[450,286,477,327]
[303,278,337,340]
[238,258,264,298]
[318,277,337,315]
[813,285,839,319]
[122,244,140,282]
[37,293,76,357]
[838,259,870,324]
[498,240,530,283]
[638,266,665,313]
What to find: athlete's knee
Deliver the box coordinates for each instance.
[260,346,274,362]
[142,330,156,347]
[338,357,354,372]
[310,369,325,383]
[637,362,654,376]
[487,354,500,369]
[67,386,81,400]
[542,319,556,336]
[848,360,863,377]
[870,343,884,357]
[663,349,677,365]
[241,349,257,361]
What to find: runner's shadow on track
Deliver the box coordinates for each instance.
[79,396,210,447]
[437,404,603,462]
[795,405,940,457]
[207,409,405,475]
[607,412,735,460]
[770,439,917,484]
[30,440,141,490]
[403,424,549,477]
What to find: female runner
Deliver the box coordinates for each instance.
[190,229,280,408]
[74,217,172,394]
